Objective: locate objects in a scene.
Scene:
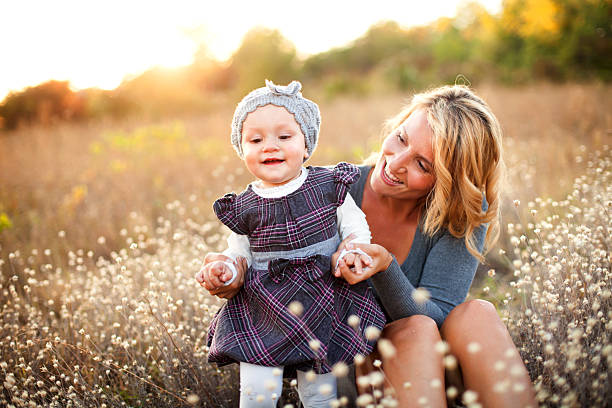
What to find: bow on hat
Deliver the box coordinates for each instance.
[265,79,302,96]
[268,254,331,284]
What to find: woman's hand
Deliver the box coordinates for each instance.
[331,235,393,285]
[195,253,247,299]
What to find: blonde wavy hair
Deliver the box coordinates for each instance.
[365,85,504,262]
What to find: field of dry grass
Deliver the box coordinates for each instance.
[0,83,610,407]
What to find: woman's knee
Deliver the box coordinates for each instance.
[383,315,441,347]
[441,299,499,338]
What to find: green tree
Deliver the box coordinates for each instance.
[554,0,611,80]
[229,28,297,95]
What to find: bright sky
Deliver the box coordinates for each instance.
[0,0,502,100]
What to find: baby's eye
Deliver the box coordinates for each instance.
[249,137,262,143]
[279,134,292,140]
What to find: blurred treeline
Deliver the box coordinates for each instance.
[1,0,609,130]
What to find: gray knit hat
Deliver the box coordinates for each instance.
[231,80,321,158]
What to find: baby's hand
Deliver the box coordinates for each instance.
[196,253,247,299]
[340,251,372,274]
[334,242,393,285]
[195,253,234,287]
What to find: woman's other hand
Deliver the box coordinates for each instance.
[195,253,247,299]
[331,239,393,285]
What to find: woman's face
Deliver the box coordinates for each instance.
[370,109,436,201]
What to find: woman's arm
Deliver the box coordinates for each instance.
[336,225,486,327]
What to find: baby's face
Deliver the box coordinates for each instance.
[241,104,309,188]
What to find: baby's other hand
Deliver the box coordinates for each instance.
[196,253,247,299]
[195,253,233,288]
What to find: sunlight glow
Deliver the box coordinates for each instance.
[1,0,502,99]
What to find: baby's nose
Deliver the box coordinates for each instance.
[262,140,279,151]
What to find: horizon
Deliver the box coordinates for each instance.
[1,0,502,100]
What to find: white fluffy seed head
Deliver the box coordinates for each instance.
[493,380,509,393]
[265,379,277,391]
[378,339,396,358]
[462,390,478,404]
[319,383,333,395]
[305,370,316,382]
[356,394,374,406]
[356,375,370,388]
[447,386,458,399]
[493,360,506,371]
[412,287,431,304]
[308,339,321,351]
[510,365,524,377]
[369,371,385,386]
[332,362,349,378]
[444,355,458,370]
[348,315,361,328]
[365,326,381,341]
[434,340,449,354]
[288,301,304,317]
[467,342,482,354]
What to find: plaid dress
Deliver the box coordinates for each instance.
[206,162,386,374]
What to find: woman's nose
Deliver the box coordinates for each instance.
[387,151,409,173]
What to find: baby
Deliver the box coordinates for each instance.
[196,80,385,407]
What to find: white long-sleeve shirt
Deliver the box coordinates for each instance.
[222,167,371,266]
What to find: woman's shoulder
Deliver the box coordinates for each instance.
[346,165,372,208]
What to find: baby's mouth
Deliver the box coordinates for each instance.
[262,158,284,165]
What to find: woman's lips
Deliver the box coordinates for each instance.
[380,161,402,186]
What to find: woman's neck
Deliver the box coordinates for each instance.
[364,171,423,223]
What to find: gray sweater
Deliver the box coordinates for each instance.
[349,166,486,327]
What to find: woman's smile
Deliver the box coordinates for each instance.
[381,160,403,185]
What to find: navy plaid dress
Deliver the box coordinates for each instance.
[207,163,386,374]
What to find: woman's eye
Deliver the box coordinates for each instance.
[418,160,430,173]
[396,132,405,143]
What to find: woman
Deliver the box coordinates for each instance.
[200,85,537,407]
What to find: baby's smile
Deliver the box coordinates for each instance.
[262,158,284,165]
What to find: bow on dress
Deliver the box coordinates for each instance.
[268,255,331,284]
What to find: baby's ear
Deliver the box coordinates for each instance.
[303,149,309,159]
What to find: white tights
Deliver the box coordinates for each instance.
[239,362,337,408]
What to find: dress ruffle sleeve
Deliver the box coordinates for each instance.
[332,162,360,206]
[213,193,249,235]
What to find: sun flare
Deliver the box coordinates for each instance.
[1,0,502,99]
